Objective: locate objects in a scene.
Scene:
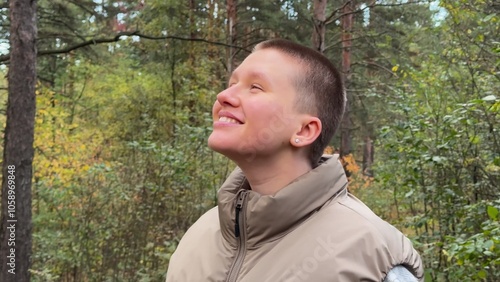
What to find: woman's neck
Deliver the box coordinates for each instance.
[236,153,312,195]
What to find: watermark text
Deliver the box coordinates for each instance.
[6,164,16,275]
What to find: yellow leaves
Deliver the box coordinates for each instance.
[321,150,374,191]
[392,65,399,72]
[68,123,79,130]
[463,157,476,167]
[323,145,335,155]
[469,135,480,144]
[485,163,500,173]
[490,101,500,113]
[342,154,360,175]
[33,85,106,188]
[339,153,373,192]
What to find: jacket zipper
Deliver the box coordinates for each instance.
[225,190,248,282]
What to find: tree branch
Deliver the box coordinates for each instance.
[325,0,424,25]
[352,61,398,77]
[0,31,250,63]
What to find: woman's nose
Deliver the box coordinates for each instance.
[216,85,240,107]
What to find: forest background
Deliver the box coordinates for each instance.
[0,0,498,281]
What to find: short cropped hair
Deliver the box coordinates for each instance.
[254,39,346,165]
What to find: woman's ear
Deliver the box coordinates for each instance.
[290,116,321,147]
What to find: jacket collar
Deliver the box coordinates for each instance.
[218,154,348,248]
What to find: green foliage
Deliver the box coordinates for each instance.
[30,32,230,281]
[443,201,500,281]
[32,108,227,281]
[361,1,500,280]
[0,0,495,281]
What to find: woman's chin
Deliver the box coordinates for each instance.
[208,137,231,153]
[207,140,247,162]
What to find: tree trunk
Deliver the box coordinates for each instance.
[188,0,196,60]
[312,0,327,52]
[0,0,37,281]
[362,3,376,176]
[227,0,237,73]
[340,0,353,158]
[189,0,196,39]
[362,135,374,176]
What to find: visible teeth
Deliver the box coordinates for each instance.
[219,116,240,124]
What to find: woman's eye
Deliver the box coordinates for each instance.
[251,84,263,91]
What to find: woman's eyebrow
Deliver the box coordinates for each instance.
[230,69,271,84]
[248,71,271,84]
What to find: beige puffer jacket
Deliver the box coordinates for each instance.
[166,155,424,282]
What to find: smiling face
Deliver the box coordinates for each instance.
[208,49,308,163]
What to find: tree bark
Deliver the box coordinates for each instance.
[0,0,37,281]
[362,3,376,176]
[186,0,197,62]
[340,0,353,158]
[362,135,374,176]
[227,0,237,73]
[312,0,327,52]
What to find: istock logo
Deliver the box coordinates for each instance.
[278,235,337,282]
[237,106,296,162]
